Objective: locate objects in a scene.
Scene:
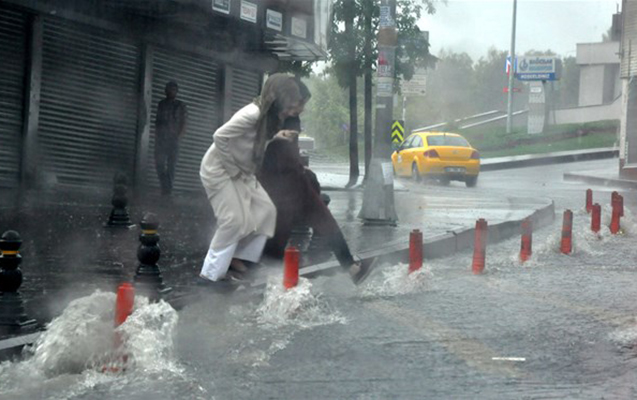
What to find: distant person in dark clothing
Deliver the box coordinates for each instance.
[155,81,188,195]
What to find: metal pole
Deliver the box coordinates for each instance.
[506,0,518,134]
[373,0,397,159]
[402,96,407,122]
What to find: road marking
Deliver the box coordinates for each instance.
[492,357,526,362]
[365,300,523,379]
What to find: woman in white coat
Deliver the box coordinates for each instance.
[199,74,306,282]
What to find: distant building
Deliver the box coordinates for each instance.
[577,41,621,107]
[553,38,621,125]
[619,0,637,178]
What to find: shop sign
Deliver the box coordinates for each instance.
[266,9,283,31]
[291,17,307,39]
[240,1,257,23]
[212,0,231,14]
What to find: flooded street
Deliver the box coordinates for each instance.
[3,159,637,399]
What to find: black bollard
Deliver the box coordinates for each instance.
[106,172,133,227]
[0,231,36,336]
[133,213,172,301]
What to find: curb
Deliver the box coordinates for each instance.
[481,148,618,171]
[563,172,637,190]
[271,198,555,283]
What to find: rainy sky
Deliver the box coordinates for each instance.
[419,0,619,60]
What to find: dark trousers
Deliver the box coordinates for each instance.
[260,168,355,268]
[155,138,179,195]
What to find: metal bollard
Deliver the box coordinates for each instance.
[610,200,621,234]
[106,172,133,227]
[409,229,423,273]
[586,189,593,214]
[520,219,533,263]
[472,219,488,275]
[0,231,37,335]
[283,246,300,289]
[134,213,172,301]
[560,210,573,255]
[591,203,601,233]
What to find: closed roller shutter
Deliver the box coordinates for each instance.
[0,8,27,188]
[148,47,220,192]
[230,67,261,114]
[38,17,140,189]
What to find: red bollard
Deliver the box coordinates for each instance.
[115,282,135,327]
[520,219,533,263]
[586,189,593,214]
[283,246,300,289]
[560,210,573,255]
[103,283,135,373]
[610,200,621,234]
[591,203,601,233]
[612,192,624,217]
[472,219,488,275]
[409,229,423,273]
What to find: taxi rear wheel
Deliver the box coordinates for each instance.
[465,176,478,187]
[411,163,421,182]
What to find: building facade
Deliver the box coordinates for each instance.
[0,0,329,193]
[620,0,637,177]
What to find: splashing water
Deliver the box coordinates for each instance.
[609,320,637,349]
[255,277,346,329]
[0,290,183,399]
[359,263,432,298]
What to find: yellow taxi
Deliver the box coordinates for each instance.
[391,131,480,187]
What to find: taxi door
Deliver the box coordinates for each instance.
[395,136,414,175]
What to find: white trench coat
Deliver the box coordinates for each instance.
[200,103,276,250]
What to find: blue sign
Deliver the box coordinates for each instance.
[515,56,559,81]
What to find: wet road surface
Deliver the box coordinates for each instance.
[3,158,637,399]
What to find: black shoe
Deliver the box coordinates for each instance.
[350,257,378,285]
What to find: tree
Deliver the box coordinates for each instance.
[472,48,509,112]
[328,0,438,187]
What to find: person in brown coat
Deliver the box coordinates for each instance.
[258,119,376,285]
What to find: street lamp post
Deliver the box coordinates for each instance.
[506,0,518,134]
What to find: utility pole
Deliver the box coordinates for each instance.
[506,0,518,134]
[359,0,398,226]
[373,0,397,158]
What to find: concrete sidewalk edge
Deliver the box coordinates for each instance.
[563,172,637,190]
[481,148,618,172]
[279,198,556,283]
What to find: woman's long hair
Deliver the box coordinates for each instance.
[253,74,310,169]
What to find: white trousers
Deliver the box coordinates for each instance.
[200,233,267,281]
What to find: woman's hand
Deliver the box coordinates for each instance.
[274,129,299,141]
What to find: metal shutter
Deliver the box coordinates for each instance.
[147,47,220,192]
[230,67,261,114]
[0,8,27,188]
[38,17,140,189]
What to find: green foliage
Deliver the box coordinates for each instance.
[460,120,619,156]
[403,47,581,132]
[328,0,438,90]
[302,74,365,148]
